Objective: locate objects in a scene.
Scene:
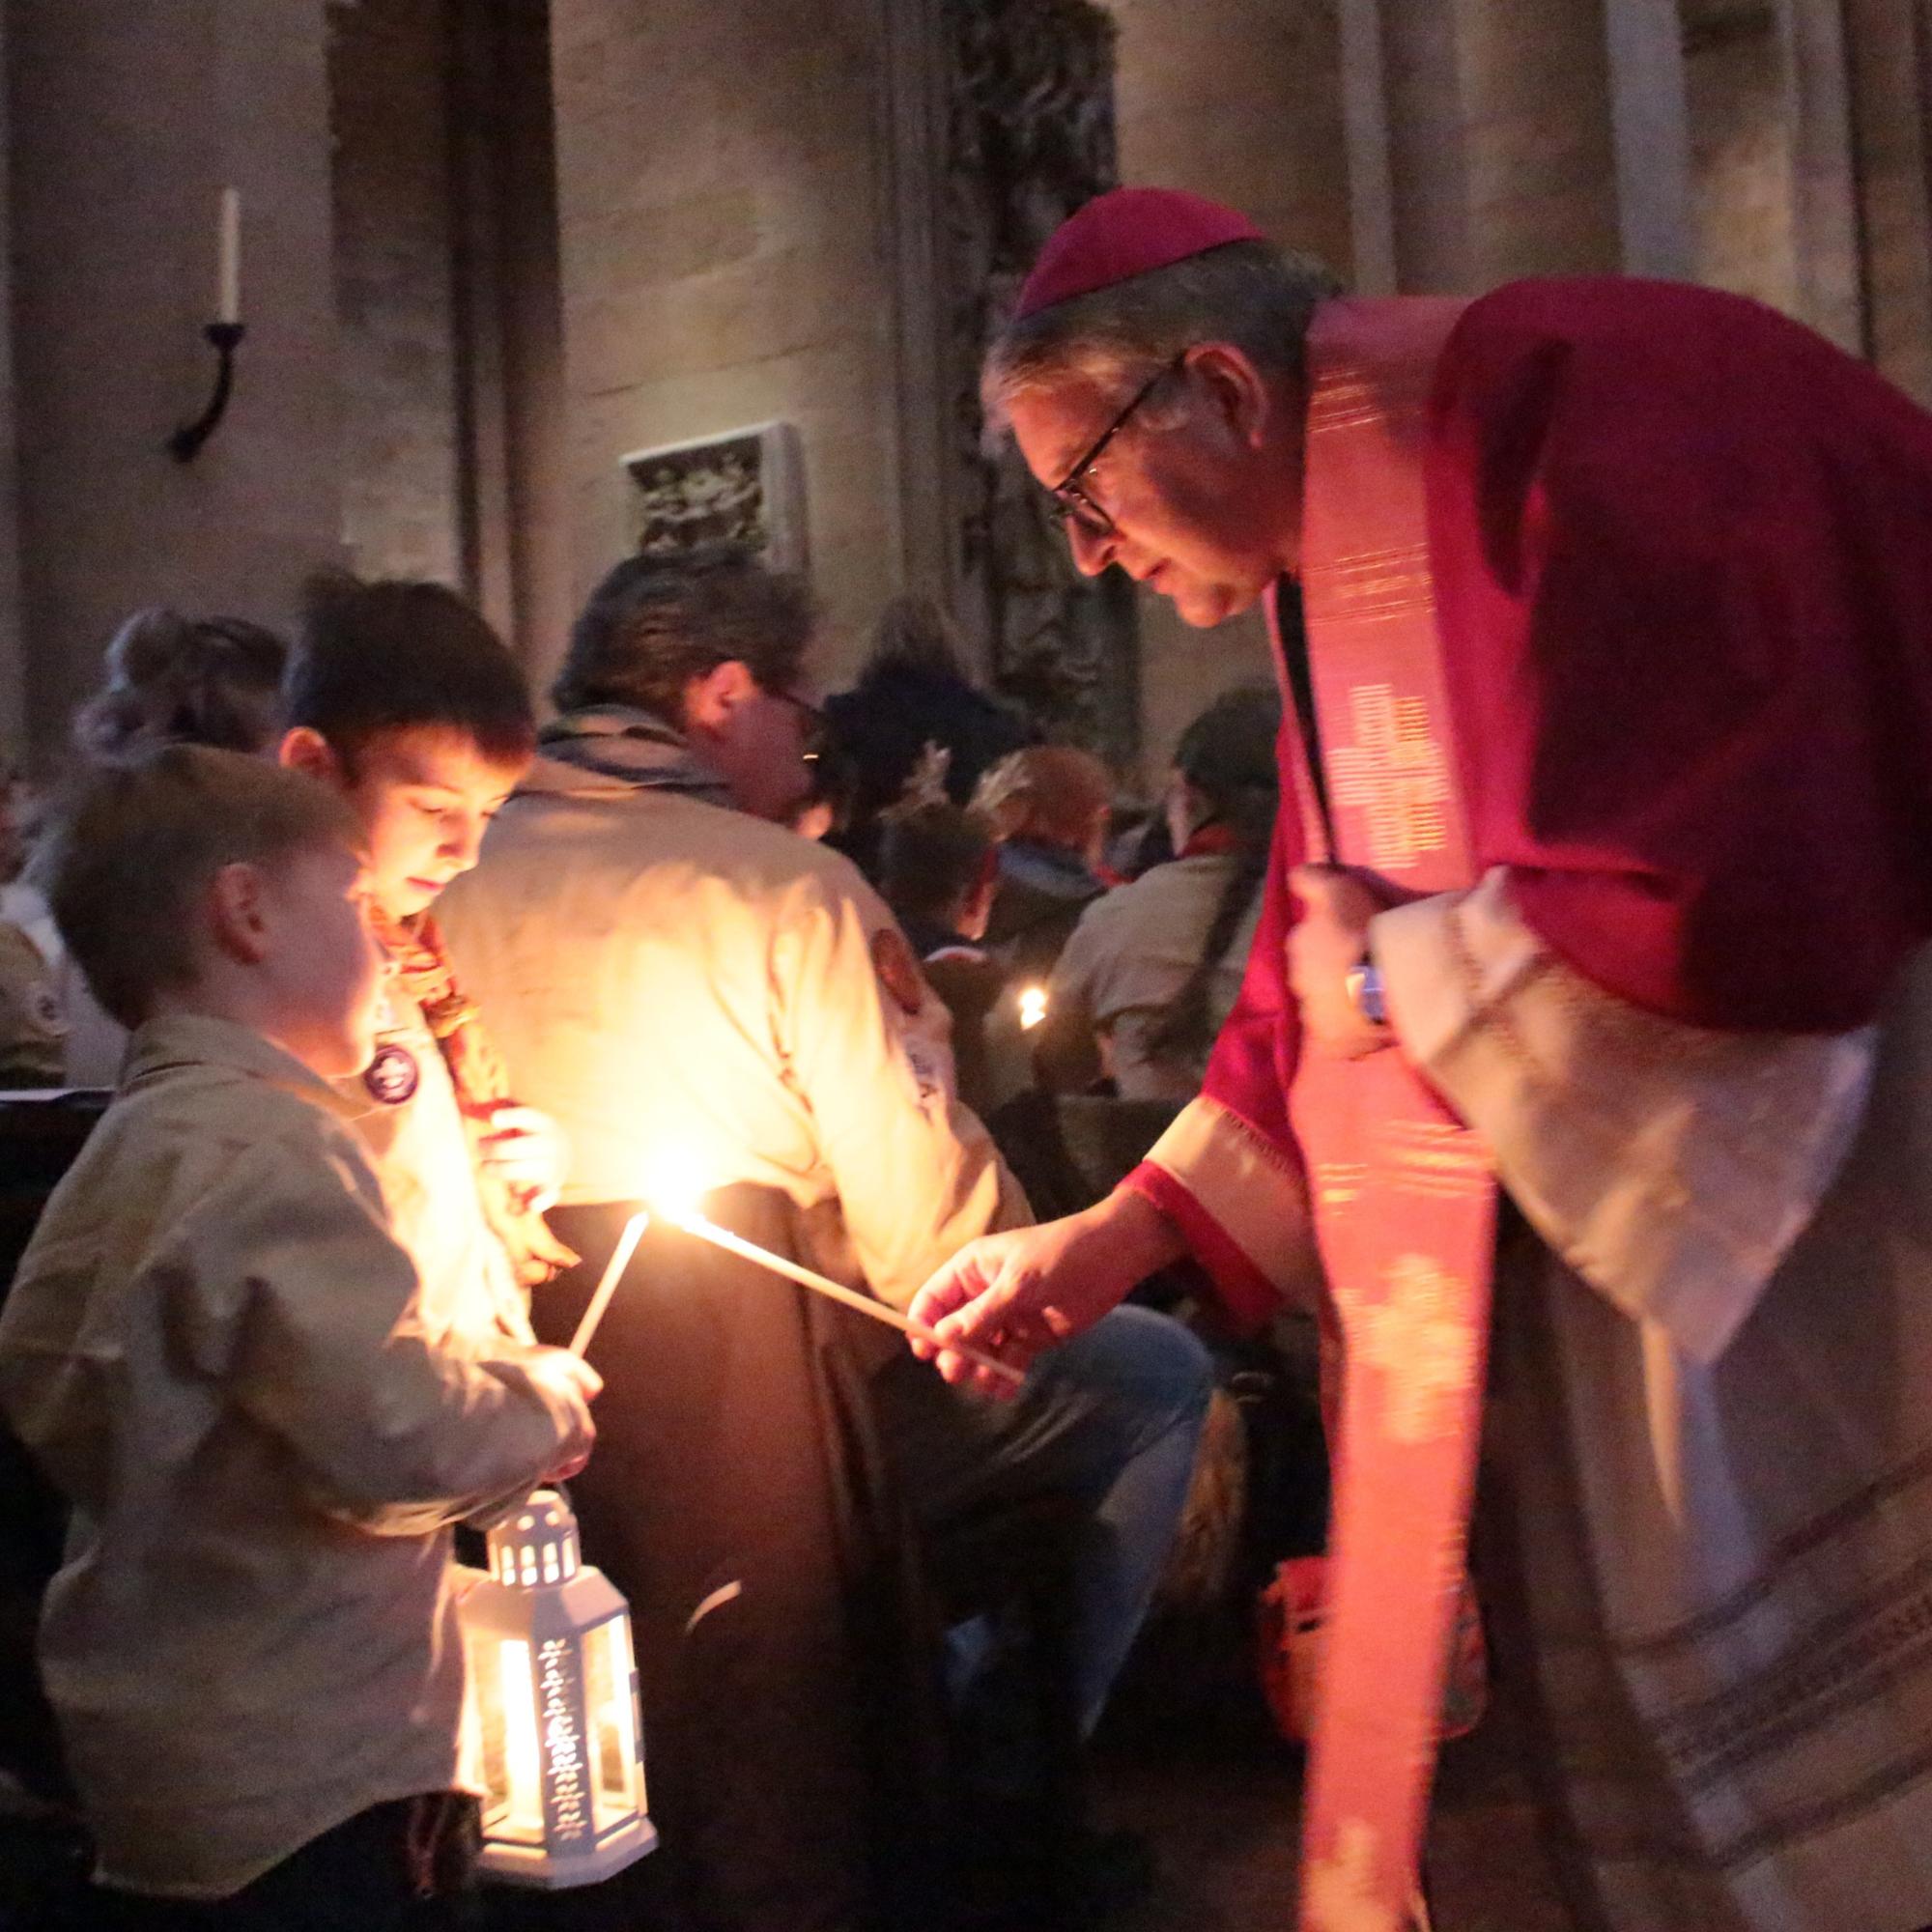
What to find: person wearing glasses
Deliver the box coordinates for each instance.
[911,187,1932,1932]
[436,541,1210,1932]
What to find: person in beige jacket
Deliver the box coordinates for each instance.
[0,748,598,1928]
[437,546,1210,1922]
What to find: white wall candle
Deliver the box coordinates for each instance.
[216,187,242,325]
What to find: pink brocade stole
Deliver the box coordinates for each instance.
[1285,298,1498,1931]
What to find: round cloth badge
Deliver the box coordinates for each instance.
[363,1040,421,1107]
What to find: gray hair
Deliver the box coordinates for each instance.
[980,239,1344,434]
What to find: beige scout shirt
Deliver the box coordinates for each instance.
[1047,854,1261,1101]
[334,985,531,1347]
[0,1014,586,1898]
[437,762,1028,1311]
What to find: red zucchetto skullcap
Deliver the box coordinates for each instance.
[1012,187,1268,321]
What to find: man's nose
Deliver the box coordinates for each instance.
[1065,519,1118,578]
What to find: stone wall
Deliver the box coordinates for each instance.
[327,0,464,589]
[8,0,345,771]
[546,0,898,699]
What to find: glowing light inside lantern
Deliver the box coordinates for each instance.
[1018,985,1048,1031]
[458,1491,655,1888]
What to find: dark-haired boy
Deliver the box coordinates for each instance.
[278,576,577,1360]
[0,747,598,1927]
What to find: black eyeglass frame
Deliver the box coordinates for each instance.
[1046,352,1187,540]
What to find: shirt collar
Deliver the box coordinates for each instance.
[122,1012,365,1122]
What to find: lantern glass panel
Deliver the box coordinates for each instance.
[584,1613,642,1831]
[488,1636,546,1843]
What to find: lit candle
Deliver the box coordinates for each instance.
[645,1167,1025,1387]
[1018,985,1048,1031]
[568,1210,649,1357]
[216,187,242,325]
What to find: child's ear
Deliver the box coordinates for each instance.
[277,726,343,788]
[206,862,272,966]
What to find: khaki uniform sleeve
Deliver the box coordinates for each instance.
[774,878,1028,1309]
[169,1130,587,1532]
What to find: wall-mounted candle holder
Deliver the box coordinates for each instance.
[168,321,246,463]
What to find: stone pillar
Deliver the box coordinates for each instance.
[10,0,343,769]
[1842,0,1932,400]
[1108,0,1351,775]
[0,0,24,763]
[1782,0,1865,352]
[1458,0,1621,284]
[1605,0,1695,275]
[327,0,464,589]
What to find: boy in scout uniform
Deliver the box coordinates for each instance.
[0,747,596,1928]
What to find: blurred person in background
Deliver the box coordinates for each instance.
[59,609,291,1084]
[974,743,1115,988]
[877,754,1003,1116]
[824,592,1031,878]
[1038,686,1279,1101]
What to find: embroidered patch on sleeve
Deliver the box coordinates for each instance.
[870,924,926,1017]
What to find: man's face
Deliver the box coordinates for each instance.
[328,726,526,922]
[688,671,821,824]
[259,842,387,1078]
[1009,362,1293,630]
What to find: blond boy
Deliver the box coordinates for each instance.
[0,748,597,1928]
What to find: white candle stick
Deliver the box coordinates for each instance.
[216,187,242,325]
[568,1210,649,1357]
[671,1208,1025,1387]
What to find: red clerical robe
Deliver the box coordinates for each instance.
[1132,279,1932,1932]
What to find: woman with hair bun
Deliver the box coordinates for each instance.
[72,608,288,763]
[54,611,291,1081]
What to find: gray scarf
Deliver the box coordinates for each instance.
[536,705,735,808]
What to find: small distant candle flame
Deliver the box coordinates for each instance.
[1018,985,1048,1031]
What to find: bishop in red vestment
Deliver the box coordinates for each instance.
[912,187,1932,1932]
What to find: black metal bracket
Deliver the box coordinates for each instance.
[168,321,246,463]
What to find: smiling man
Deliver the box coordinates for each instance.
[912,187,1932,1932]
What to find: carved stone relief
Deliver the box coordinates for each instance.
[618,421,808,574]
[941,0,1140,762]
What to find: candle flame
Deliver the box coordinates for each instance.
[642,1153,711,1229]
[1018,985,1048,1031]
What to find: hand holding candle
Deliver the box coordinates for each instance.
[644,1159,1026,1389]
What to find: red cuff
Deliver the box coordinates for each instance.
[1123,1161,1281,1336]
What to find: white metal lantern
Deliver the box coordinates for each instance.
[457,1489,657,1888]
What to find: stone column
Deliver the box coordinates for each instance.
[0,0,24,762]
[1842,0,1932,400]
[10,0,344,768]
[1605,0,1695,275]
[1108,0,1351,775]
[1781,0,1866,352]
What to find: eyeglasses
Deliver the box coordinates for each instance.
[778,689,829,762]
[1046,354,1185,542]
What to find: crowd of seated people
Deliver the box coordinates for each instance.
[0,554,1306,1932]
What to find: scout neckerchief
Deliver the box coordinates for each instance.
[373,905,578,1289]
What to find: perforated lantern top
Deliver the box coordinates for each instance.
[486,1491,583,1590]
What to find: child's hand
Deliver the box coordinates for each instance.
[478,1105,570,1210]
[523,1348,602,1482]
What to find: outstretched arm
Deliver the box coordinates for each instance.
[907,1187,1185,1397]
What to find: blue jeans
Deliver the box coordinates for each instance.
[875,1303,1213,1732]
